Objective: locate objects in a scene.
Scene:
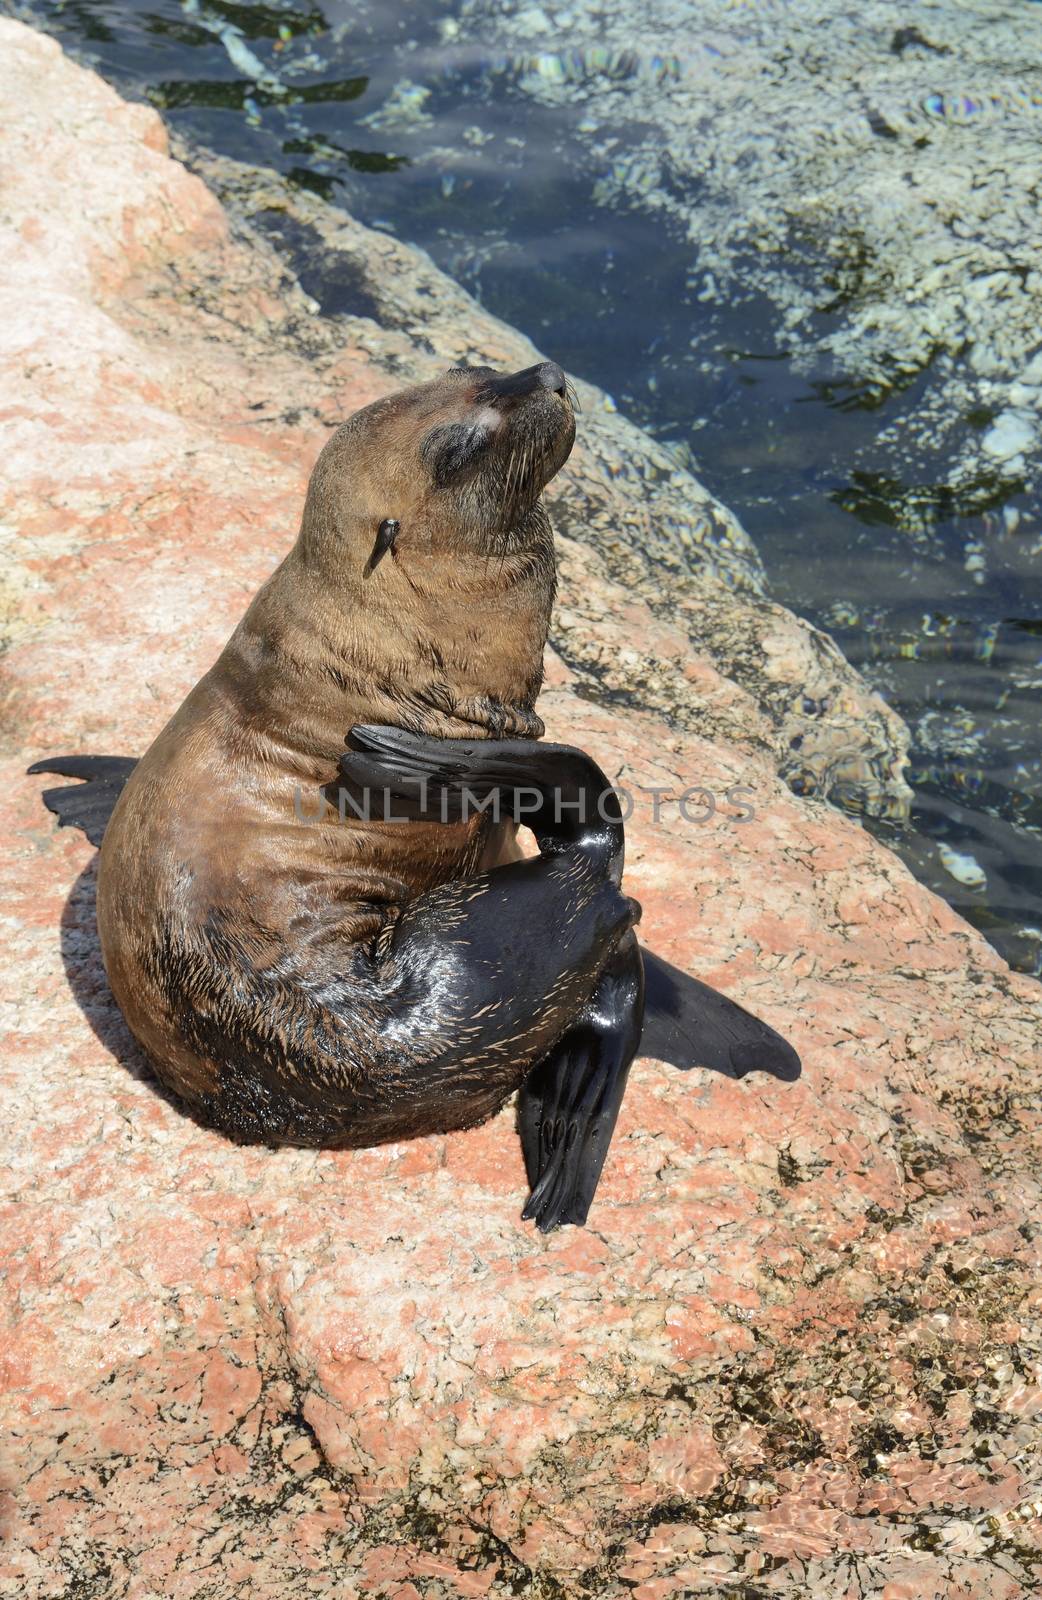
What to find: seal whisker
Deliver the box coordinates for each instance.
[503,444,519,513]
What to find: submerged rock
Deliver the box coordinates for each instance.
[982,410,1037,464]
[2,20,1040,1600]
[937,841,988,891]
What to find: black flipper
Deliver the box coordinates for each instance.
[640,948,801,1082]
[27,755,137,847]
[518,930,645,1232]
[340,724,625,877]
[341,725,799,1226]
[342,724,643,1228]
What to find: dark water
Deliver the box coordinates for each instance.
[16,0,1042,974]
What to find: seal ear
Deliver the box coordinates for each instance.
[365,518,399,575]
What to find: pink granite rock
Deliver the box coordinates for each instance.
[1,20,1041,1599]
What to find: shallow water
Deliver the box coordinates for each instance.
[18,0,1042,974]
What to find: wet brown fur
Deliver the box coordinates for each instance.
[96,367,576,1142]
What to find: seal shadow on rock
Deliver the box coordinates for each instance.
[30,360,800,1232]
[58,857,202,1127]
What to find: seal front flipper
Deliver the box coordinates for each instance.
[641,948,801,1082]
[28,755,137,847]
[341,724,625,874]
[518,930,645,1232]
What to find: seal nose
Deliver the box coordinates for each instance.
[535,361,568,397]
[479,361,569,403]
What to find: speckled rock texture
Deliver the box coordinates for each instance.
[2,21,1041,1600]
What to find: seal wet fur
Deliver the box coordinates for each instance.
[30,359,800,1231]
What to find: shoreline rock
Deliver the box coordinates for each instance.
[1,21,1040,1599]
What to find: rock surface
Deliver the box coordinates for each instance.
[1,21,1041,1600]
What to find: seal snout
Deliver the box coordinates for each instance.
[478,361,569,404]
[534,360,568,398]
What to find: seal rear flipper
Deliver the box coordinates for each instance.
[641,948,801,1082]
[27,755,137,847]
[518,930,644,1232]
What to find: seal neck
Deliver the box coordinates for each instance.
[218,541,554,773]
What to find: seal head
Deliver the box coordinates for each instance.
[300,359,575,584]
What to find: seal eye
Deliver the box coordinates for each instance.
[421,420,490,487]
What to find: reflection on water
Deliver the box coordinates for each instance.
[19,0,1042,973]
